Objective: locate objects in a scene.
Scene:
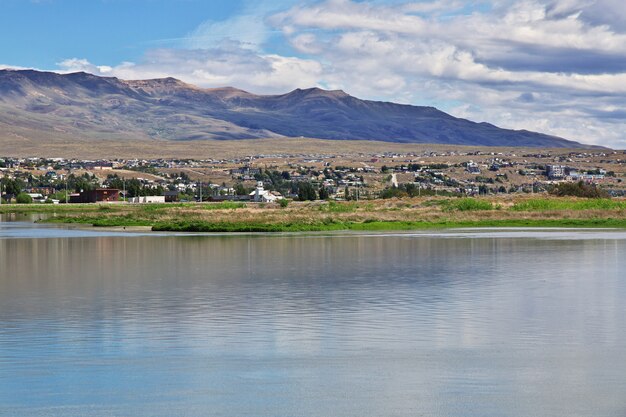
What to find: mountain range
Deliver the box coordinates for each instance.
[0,69,586,148]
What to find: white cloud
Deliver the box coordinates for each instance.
[181,0,294,50]
[267,0,626,147]
[29,0,626,148]
[0,64,32,70]
[54,43,323,95]
[57,58,113,74]
[184,14,269,50]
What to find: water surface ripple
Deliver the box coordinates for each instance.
[1,221,625,416]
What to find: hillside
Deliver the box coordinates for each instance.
[0,69,586,148]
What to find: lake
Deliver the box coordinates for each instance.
[1,217,626,416]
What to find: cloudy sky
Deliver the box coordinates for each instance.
[1,0,625,147]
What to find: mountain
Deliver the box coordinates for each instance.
[0,69,586,148]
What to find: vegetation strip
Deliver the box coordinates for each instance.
[4,196,626,232]
[149,219,626,233]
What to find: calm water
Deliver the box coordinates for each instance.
[1,217,626,416]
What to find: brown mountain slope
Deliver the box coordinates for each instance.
[0,69,587,148]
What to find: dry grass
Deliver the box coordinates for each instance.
[0,135,590,159]
[18,195,625,231]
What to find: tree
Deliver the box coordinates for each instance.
[67,173,96,193]
[1,177,25,198]
[379,187,407,199]
[297,182,317,201]
[125,179,142,198]
[234,183,250,196]
[16,193,33,204]
[318,186,329,200]
[105,174,124,190]
[49,191,67,203]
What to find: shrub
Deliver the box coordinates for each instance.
[549,181,609,198]
[16,193,33,204]
[278,199,289,208]
[318,201,357,213]
[442,198,493,211]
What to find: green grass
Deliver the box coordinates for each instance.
[150,217,626,233]
[39,211,626,232]
[317,201,357,213]
[510,198,626,211]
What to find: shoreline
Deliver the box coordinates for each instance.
[3,196,626,233]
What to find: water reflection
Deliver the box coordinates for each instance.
[1,224,625,416]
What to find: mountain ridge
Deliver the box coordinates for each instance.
[0,69,589,148]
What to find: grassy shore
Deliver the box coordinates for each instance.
[2,197,626,232]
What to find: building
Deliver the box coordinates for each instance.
[70,189,120,203]
[26,193,46,203]
[164,190,179,202]
[249,181,280,203]
[466,161,480,174]
[547,165,566,179]
[128,196,166,204]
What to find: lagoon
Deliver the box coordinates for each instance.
[1,218,626,416]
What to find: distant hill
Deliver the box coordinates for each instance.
[0,69,587,148]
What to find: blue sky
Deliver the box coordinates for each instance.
[0,0,245,67]
[1,0,625,147]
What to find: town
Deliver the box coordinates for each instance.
[2,147,625,204]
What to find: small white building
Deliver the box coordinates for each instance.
[26,193,46,203]
[128,196,166,204]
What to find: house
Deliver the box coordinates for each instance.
[466,161,480,174]
[70,189,120,203]
[26,193,46,203]
[164,190,179,202]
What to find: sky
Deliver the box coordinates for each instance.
[1,0,625,148]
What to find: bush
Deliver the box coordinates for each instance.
[318,201,357,213]
[442,198,494,212]
[550,181,609,198]
[278,199,289,208]
[16,193,33,204]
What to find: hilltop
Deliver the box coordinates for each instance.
[0,69,586,148]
